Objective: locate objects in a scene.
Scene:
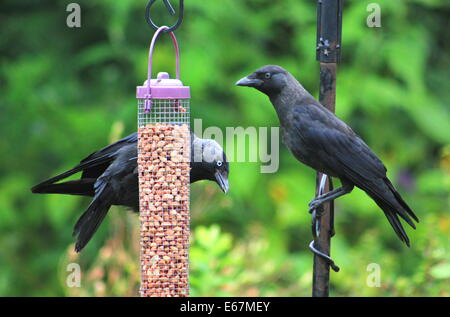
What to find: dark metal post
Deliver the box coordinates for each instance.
[312,0,343,297]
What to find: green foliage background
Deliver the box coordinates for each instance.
[0,0,449,296]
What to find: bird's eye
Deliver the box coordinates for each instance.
[264,72,271,79]
[216,161,223,167]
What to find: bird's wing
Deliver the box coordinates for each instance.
[290,105,387,181]
[32,133,137,192]
[290,105,418,245]
[80,132,137,179]
[80,132,137,164]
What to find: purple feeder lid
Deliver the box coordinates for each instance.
[136,71,190,99]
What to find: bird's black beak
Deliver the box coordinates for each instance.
[235,75,263,88]
[214,170,229,194]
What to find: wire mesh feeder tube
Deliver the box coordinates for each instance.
[137,26,191,297]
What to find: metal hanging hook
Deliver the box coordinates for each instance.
[309,174,340,272]
[146,0,184,32]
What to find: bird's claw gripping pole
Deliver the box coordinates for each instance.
[309,174,340,273]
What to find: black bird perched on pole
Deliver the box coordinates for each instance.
[236,65,419,246]
[31,132,229,252]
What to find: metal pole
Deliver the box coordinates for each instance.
[312,0,343,297]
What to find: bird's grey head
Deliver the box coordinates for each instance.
[235,65,289,97]
[191,136,229,194]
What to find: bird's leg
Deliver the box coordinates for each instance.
[309,183,354,214]
[310,181,352,239]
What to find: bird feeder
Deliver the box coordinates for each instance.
[137,26,190,297]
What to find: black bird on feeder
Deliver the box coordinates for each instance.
[236,65,419,246]
[31,132,229,252]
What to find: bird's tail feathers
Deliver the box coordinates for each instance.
[31,179,96,196]
[364,178,418,247]
[385,178,419,223]
[72,182,112,252]
[382,209,410,246]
